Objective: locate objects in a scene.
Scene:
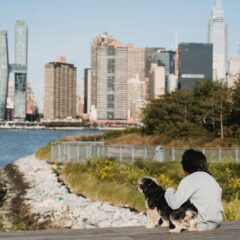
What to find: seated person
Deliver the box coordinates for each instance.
[164,149,224,231]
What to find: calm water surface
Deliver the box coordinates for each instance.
[0,129,101,167]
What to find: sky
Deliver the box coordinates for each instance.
[1,0,240,111]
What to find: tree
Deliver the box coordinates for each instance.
[230,78,240,124]
[142,90,204,138]
[193,80,231,139]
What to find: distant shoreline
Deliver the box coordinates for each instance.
[0,126,125,131]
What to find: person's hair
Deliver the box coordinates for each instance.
[181,149,211,175]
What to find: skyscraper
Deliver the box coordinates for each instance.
[208,0,228,81]
[14,20,28,120]
[228,56,240,87]
[43,57,77,120]
[0,31,9,120]
[127,44,145,120]
[152,50,176,75]
[91,33,114,110]
[91,33,128,120]
[145,47,165,98]
[149,64,166,97]
[83,68,91,114]
[152,50,177,93]
[178,43,213,90]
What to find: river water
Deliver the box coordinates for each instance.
[0,129,101,167]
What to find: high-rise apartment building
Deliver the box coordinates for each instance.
[43,57,77,120]
[83,68,91,114]
[127,44,145,120]
[208,0,228,81]
[152,50,176,75]
[0,30,9,120]
[145,47,165,98]
[128,44,145,81]
[99,45,128,120]
[91,33,128,120]
[13,20,28,120]
[6,80,14,121]
[91,34,148,121]
[91,33,114,110]
[26,84,38,121]
[227,56,240,87]
[149,64,166,97]
[178,43,213,90]
[128,77,145,121]
[152,49,177,93]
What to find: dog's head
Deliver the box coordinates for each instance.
[136,177,160,194]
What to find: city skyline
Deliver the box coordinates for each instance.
[1,0,240,111]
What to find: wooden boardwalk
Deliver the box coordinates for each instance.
[0,221,239,240]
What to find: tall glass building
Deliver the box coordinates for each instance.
[208,0,228,81]
[14,20,28,120]
[0,31,9,120]
[178,43,213,90]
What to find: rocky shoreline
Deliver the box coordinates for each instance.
[0,156,147,231]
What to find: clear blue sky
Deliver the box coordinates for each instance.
[1,0,240,111]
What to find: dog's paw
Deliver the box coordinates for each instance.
[161,220,170,227]
[146,223,155,229]
[169,228,181,233]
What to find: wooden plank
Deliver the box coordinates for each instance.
[0,222,239,240]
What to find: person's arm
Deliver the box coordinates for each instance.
[164,176,197,209]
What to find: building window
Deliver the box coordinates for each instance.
[107,94,114,108]
[107,76,115,90]
[107,112,114,120]
[107,46,115,56]
[107,59,115,73]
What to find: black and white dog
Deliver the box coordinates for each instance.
[136,177,198,233]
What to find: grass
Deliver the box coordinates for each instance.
[60,158,240,221]
[62,167,145,212]
[35,143,51,161]
[103,132,240,148]
[0,222,4,232]
[11,216,27,231]
[223,195,240,221]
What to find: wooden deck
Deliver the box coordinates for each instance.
[0,221,239,240]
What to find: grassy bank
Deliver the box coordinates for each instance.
[35,130,240,221]
[60,158,240,221]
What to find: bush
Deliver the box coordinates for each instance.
[209,162,240,201]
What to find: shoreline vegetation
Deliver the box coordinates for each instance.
[36,130,240,219]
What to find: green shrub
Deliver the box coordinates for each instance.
[209,162,240,201]
[0,222,4,232]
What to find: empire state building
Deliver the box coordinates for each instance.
[208,0,228,82]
